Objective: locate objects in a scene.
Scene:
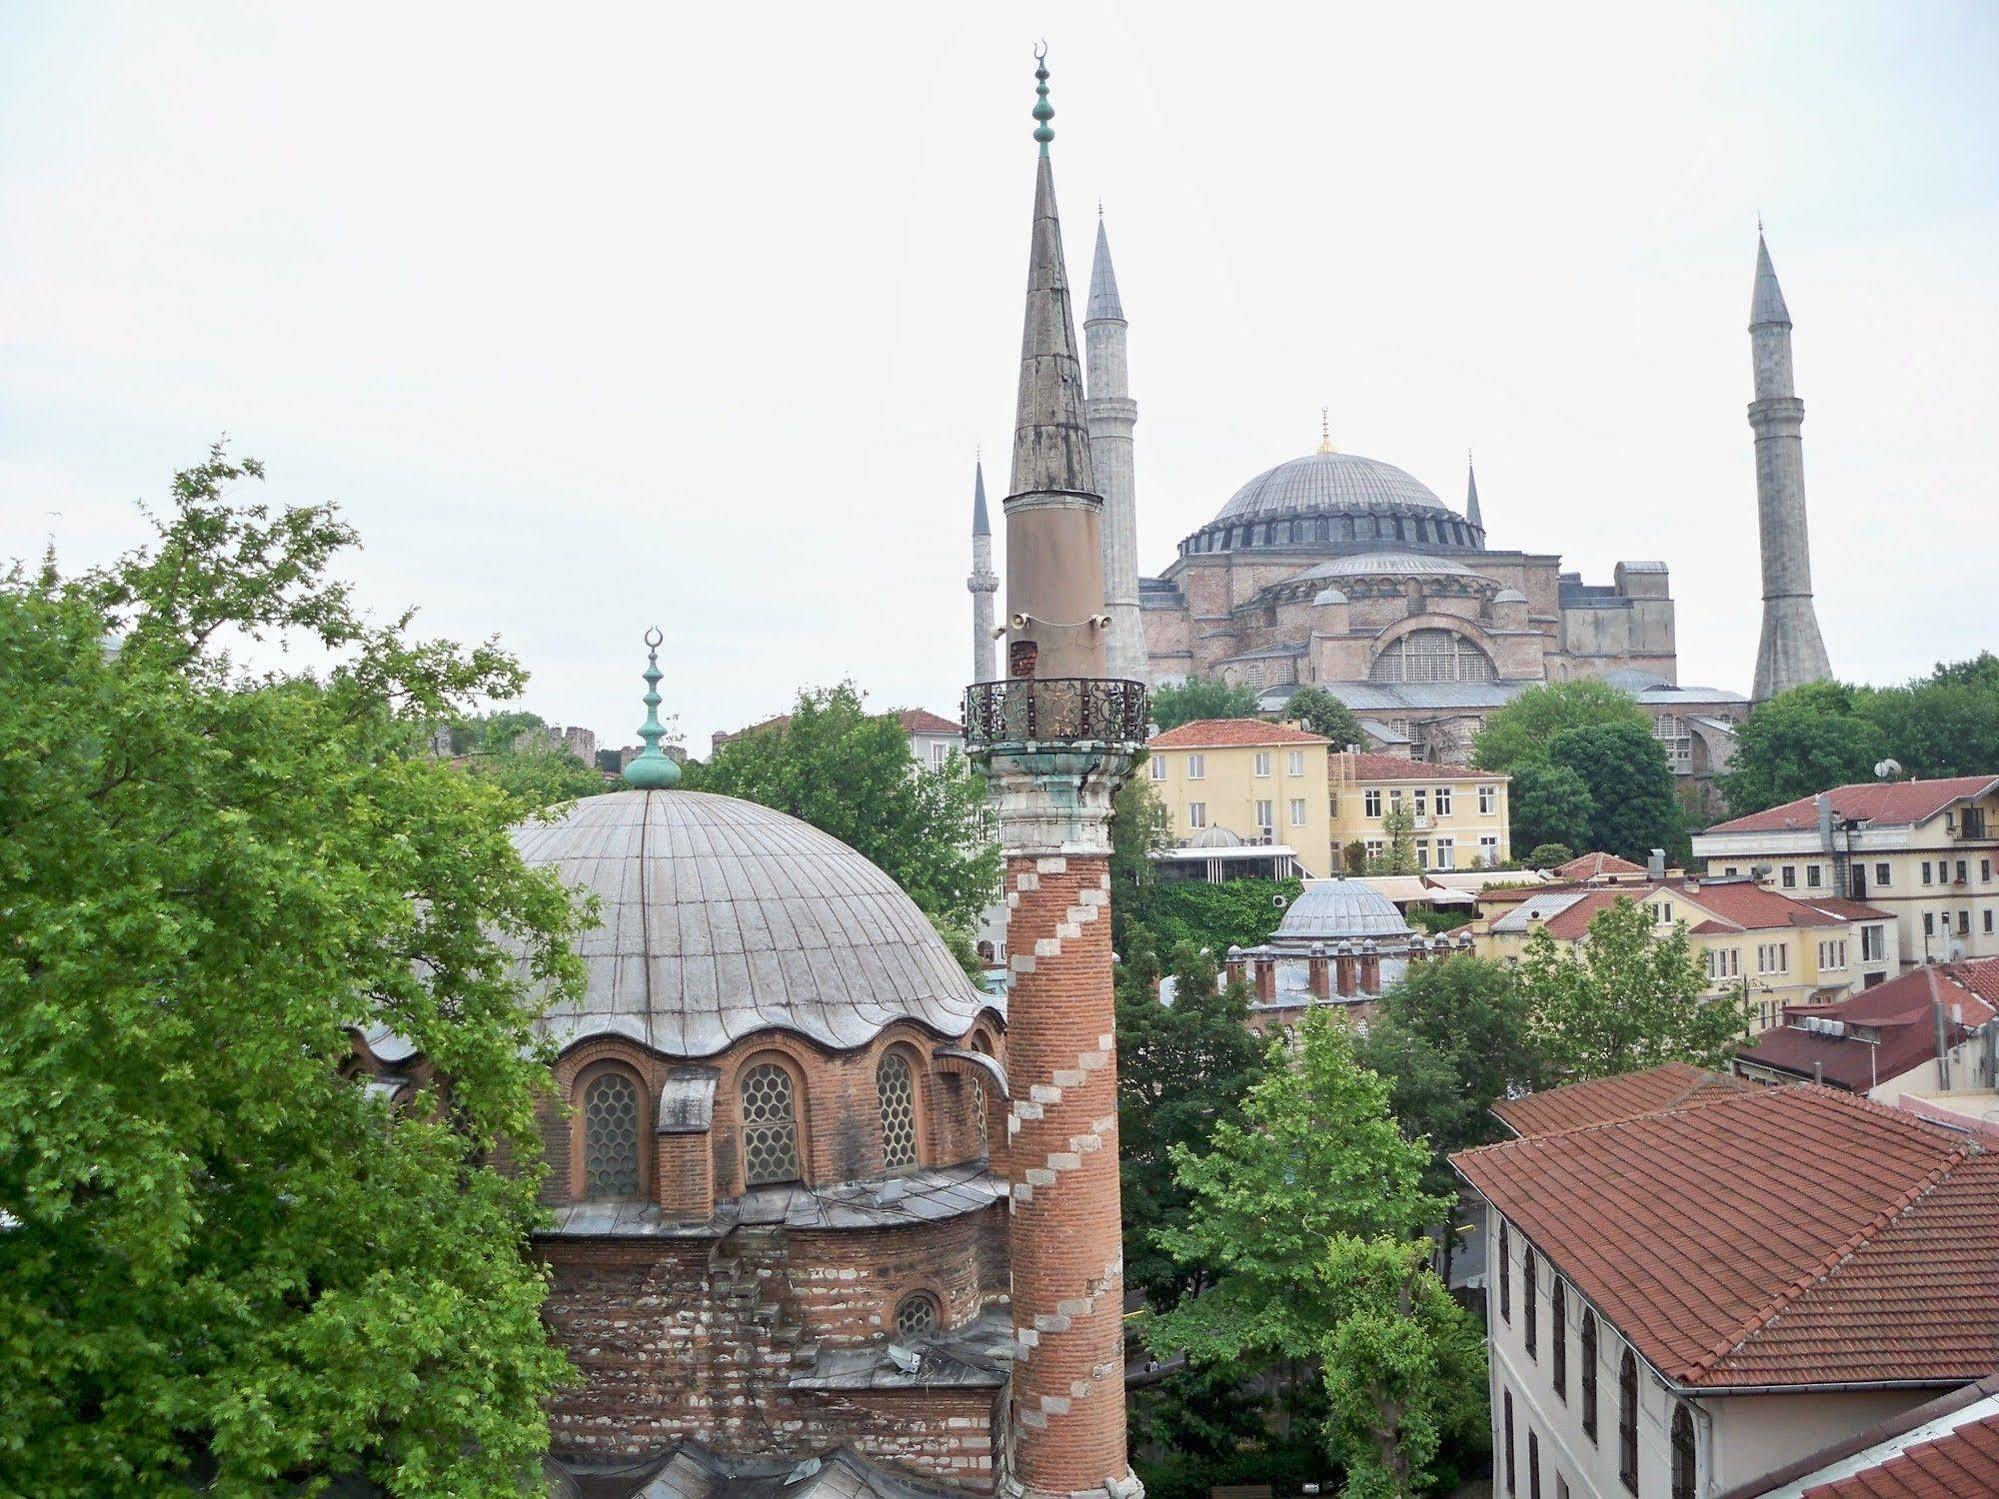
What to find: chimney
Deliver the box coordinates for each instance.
[1647,848,1666,881]
[1308,943,1331,999]
[1359,939,1382,994]
[1335,942,1358,998]
[1224,945,1246,989]
[1254,954,1278,1006]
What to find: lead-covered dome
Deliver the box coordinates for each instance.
[513,790,991,1057]
[1274,878,1414,943]
[1220,451,1449,521]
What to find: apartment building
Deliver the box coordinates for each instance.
[1328,750,1510,872]
[1146,719,1335,875]
[1693,776,1999,970]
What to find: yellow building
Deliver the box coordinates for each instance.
[1328,751,1510,872]
[1473,877,1899,1033]
[1146,719,1335,876]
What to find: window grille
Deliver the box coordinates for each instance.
[894,1291,940,1340]
[878,1052,918,1169]
[582,1071,641,1198]
[1671,1404,1696,1499]
[1552,1279,1567,1400]
[1370,629,1496,684]
[1619,1348,1639,1492]
[741,1062,801,1185]
[1581,1311,1599,1440]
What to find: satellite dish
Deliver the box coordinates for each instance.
[1875,759,1903,781]
[1272,894,1289,909]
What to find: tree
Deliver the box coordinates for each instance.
[1518,898,1744,1080]
[1150,676,1261,731]
[1523,842,1574,870]
[1471,679,1650,773]
[1116,942,1268,1306]
[1317,1235,1489,1499]
[689,683,1000,939]
[1373,801,1417,874]
[1860,657,1999,780]
[470,745,611,811]
[1546,721,1680,863]
[1111,768,1173,894]
[0,450,584,1496]
[1284,685,1363,749]
[1718,681,1887,816]
[1507,760,1595,855]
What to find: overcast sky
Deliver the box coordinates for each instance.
[4,4,1994,750]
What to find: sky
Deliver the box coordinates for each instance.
[3,3,1994,751]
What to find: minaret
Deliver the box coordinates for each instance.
[969,458,999,683]
[1465,453,1484,537]
[623,627,681,788]
[1748,230,1833,702]
[1085,211,1144,683]
[964,49,1143,1499]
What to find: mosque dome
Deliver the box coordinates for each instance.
[1302,552,1480,582]
[1273,878,1414,943]
[510,789,991,1057]
[1218,451,1450,522]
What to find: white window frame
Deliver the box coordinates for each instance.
[1287,750,1306,776]
[1479,784,1498,815]
[1150,756,1166,781]
[1253,751,1272,778]
[1435,786,1454,816]
[1255,799,1274,832]
[1289,797,1307,828]
[1186,753,1205,780]
[1187,801,1207,829]
[1436,836,1455,870]
[1479,834,1500,867]
[1364,789,1383,818]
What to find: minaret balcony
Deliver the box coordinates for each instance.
[962,677,1148,751]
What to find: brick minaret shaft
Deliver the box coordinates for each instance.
[971,50,1142,1499]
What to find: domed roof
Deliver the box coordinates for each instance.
[1274,878,1414,942]
[1301,552,1480,581]
[1186,824,1247,849]
[511,790,991,1058]
[1218,451,1449,523]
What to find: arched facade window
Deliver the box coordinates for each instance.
[1671,1404,1696,1499]
[877,1050,919,1170]
[741,1060,802,1187]
[1551,1279,1567,1401]
[1498,1219,1511,1322]
[894,1290,940,1340]
[1371,629,1497,685]
[1523,1245,1538,1359]
[1619,1347,1639,1493]
[580,1068,642,1199]
[1315,517,1330,543]
[1581,1309,1599,1440]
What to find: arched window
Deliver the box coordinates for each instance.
[894,1291,940,1340]
[878,1051,918,1170]
[1523,1246,1538,1359]
[581,1070,641,1198]
[1503,1389,1515,1495]
[1581,1309,1599,1441]
[1498,1220,1511,1322]
[1370,629,1497,684]
[1315,517,1330,543]
[1619,1347,1639,1493]
[1551,1279,1568,1401]
[741,1061,801,1186]
[1671,1404,1696,1499]
[1528,1430,1541,1499]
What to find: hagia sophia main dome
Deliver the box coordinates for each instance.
[1195,447,1487,556]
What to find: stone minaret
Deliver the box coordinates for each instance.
[1085,213,1144,683]
[1748,231,1833,702]
[1465,453,1484,539]
[969,458,999,683]
[965,50,1143,1499]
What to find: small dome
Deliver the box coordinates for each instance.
[1219,451,1449,522]
[1275,879,1414,942]
[1493,587,1528,603]
[512,791,991,1057]
[1303,552,1480,582]
[1312,587,1349,607]
[1186,824,1247,849]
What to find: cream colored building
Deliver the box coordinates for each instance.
[1475,878,1897,1034]
[1328,751,1509,873]
[1146,719,1334,876]
[1693,776,1999,971]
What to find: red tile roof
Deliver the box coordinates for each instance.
[1738,964,1999,1092]
[896,708,963,736]
[1706,776,1999,835]
[1148,718,1331,749]
[1553,851,1649,880]
[1674,879,1848,931]
[1338,751,1503,782]
[1455,1085,1996,1388]
[1492,1063,1751,1139]
[1943,957,1999,1008]
[1723,1373,1999,1498]
[1798,1411,1999,1499]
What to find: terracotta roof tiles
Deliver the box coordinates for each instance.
[1491,1062,1750,1139]
[1737,962,1999,1092]
[1797,1411,1999,1498]
[1706,777,1999,836]
[1148,718,1332,749]
[896,708,963,736]
[1553,851,1649,880]
[1337,751,1504,782]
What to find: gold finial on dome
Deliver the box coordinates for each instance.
[1317,407,1337,455]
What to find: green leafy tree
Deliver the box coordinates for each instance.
[1317,1235,1489,1499]
[1284,685,1363,748]
[1471,679,1650,773]
[1718,681,1887,816]
[1116,877,1303,957]
[1859,659,1999,780]
[1111,767,1173,897]
[1523,842,1575,870]
[0,450,584,1497]
[1546,721,1680,863]
[1150,676,1262,731]
[1373,801,1417,874]
[1508,761,1595,854]
[1116,943,1268,1305]
[471,745,611,811]
[1519,898,1743,1079]
[689,683,1000,939]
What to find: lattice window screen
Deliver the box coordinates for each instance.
[582,1072,640,1198]
[878,1052,918,1170]
[894,1292,940,1340]
[741,1063,801,1186]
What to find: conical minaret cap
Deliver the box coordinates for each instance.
[1465,453,1484,532]
[1751,232,1792,328]
[1087,216,1124,324]
[1009,150,1099,501]
[972,459,991,537]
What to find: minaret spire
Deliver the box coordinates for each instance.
[968,458,999,683]
[1747,230,1832,702]
[1086,211,1144,683]
[622,628,681,789]
[1465,452,1484,536]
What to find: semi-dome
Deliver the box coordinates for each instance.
[1273,878,1414,943]
[512,790,991,1057]
[1302,552,1480,581]
[1219,451,1449,522]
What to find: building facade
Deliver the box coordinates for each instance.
[1146,718,1334,874]
[1328,750,1510,872]
[1692,776,1999,969]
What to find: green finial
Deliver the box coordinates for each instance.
[1032,42,1053,155]
[623,626,682,789]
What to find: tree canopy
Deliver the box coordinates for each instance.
[1518,897,1743,1080]
[1470,678,1651,773]
[1545,720,1682,863]
[0,450,583,1496]
[1150,676,1262,730]
[1506,761,1595,856]
[686,684,1000,941]
[1283,685,1364,749]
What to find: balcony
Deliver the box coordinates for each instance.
[962,678,1149,751]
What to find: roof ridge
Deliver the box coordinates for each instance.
[1683,1122,1978,1382]
[1472,1066,1747,1146]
